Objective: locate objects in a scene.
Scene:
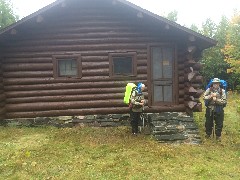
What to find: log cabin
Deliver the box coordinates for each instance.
[0,0,217,120]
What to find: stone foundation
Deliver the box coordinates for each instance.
[1,112,201,144]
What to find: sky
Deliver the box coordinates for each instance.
[11,0,240,27]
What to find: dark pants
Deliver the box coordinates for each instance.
[205,108,224,137]
[131,112,141,133]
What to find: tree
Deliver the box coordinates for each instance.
[0,0,18,29]
[222,11,240,89]
[200,17,230,86]
[166,10,178,22]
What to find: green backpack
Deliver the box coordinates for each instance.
[123,83,136,104]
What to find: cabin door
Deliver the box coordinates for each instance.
[150,46,175,106]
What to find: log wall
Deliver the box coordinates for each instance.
[1,1,203,118]
[0,61,6,120]
[177,47,204,115]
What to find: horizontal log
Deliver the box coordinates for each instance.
[6,93,125,104]
[83,68,109,76]
[6,107,130,118]
[184,82,201,89]
[179,76,185,83]
[4,81,127,91]
[137,59,147,66]
[185,86,197,95]
[5,100,126,112]
[4,43,147,53]
[3,75,148,85]
[193,89,204,98]
[83,62,109,69]
[0,115,6,120]
[3,57,52,63]
[192,63,203,70]
[3,55,147,64]
[3,49,147,58]
[3,71,53,78]
[0,108,6,115]
[3,63,53,71]
[8,32,143,44]
[178,64,185,70]
[6,105,186,118]
[0,94,6,101]
[178,70,184,76]
[5,88,126,98]
[184,59,196,67]
[22,31,146,40]
[7,37,159,48]
[0,102,5,108]
[184,95,194,101]
[190,75,203,84]
[179,90,185,97]
[178,98,184,104]
[178,84,185,89]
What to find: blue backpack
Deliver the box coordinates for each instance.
[206,79,227,92]
[204,79,227,107]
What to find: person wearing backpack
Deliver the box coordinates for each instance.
[130,83,145,135]
[203,78,227,142]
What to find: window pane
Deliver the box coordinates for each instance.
[58,59,77,76]
[154,85,163,102]
[152,47,163,79]
[113,57,133,75]
[162,47,173,78]
[164,85,172,102]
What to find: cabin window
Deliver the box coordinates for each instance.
[52,54,82,78]
[109,52,137,77]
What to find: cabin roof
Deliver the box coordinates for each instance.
[0,0,217,48]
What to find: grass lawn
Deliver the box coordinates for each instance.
[0,93,239,180]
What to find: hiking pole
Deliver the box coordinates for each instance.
[141,106,145,133]
[212,109,215,138]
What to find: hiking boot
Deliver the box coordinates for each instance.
[216,136,221,142]
[205,134,211,139]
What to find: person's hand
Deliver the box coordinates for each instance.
[212,93,217,97]
[213,97,217,101]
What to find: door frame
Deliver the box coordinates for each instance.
[147,43,178,107]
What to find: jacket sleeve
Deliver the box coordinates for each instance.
[203,88,212,100]
[216,89,227,105]
[130,91,141,105]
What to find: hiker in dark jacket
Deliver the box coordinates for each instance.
[203,78,227,141]
[130,83,145,135]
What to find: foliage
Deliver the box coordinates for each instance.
[165,10,178,22]
[0,0,18,30]
[222,11,240,89]
[199,17,229,85]
[0,93,240,179]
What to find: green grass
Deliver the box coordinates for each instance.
[0,93,240,180]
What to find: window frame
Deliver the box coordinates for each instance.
[52,54,82,79]
[109,52,137,77]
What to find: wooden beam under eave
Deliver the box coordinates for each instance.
[188,35,196,42]
[36,15,44,23]
[10,29,17,35]
[165,24,170,30]
[137,12,143,18]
